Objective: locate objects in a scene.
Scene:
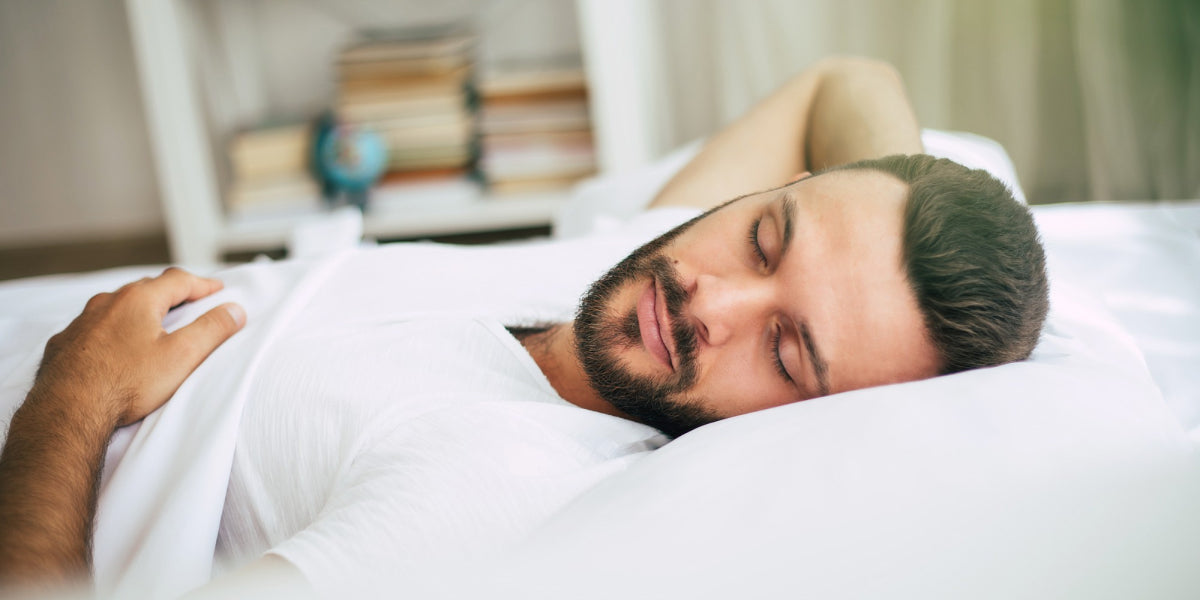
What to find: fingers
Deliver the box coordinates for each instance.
[168,302,247,370]
[84,291,114,312]
[126,267,225,316]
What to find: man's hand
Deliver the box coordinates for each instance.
[0,267,245,589]
[34,266,247,427]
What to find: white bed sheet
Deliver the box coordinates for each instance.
[1033,200,1200,442]
[0,212,689,598]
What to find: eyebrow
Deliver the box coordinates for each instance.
[780,193,797,256]
[779,193,830,397]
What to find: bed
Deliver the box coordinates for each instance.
[1,131,1198,599]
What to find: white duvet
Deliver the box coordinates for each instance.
[0,211,685,598]
[1,131,1198,599]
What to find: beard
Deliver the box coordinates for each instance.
[573,215,721,437]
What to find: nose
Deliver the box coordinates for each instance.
[688,272,773,347]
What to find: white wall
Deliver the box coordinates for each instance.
[0,0,163,247]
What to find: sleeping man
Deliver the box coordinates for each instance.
[0,57,1048,596]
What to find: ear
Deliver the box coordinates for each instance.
[788,171,812,183]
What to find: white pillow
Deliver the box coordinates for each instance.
[412,133,1200,599]
[554,129,1027,238]
[922,128,1027,204]
[406,283,1200,600]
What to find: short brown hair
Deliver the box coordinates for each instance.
[827,154,1050,374]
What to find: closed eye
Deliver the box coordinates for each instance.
[747,217,768,268]
[771,323,793,383]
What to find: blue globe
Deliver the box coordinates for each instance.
[317,126,388,191]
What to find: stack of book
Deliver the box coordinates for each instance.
[478,61,596,195]
[225,123,321,219]
[335,32,476,178]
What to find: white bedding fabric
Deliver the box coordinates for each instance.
[1,257,341,597]
[445,265,1200,600]
[0,210,686,598]
[0,130,1197,598]
[1034,201,1200,441]
[228,318,663,596]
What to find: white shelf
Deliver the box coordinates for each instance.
[219,190,567,253]
[125,0,659,265]
[364,192,567,240]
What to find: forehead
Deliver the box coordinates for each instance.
[767,170,940,392]
[787,168,908,227]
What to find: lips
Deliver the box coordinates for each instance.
[637,278,674,370]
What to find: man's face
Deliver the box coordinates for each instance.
[574,169,941,436]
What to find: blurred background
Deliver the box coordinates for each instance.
[0,0,1196,279]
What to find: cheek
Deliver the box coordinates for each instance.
[671,228,748,278]
[671,206,749,257]
[692,345,796,418]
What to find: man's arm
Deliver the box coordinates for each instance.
[0,268,245,590]
[651,56,923,210]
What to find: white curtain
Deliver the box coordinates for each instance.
[647,0,1199,203]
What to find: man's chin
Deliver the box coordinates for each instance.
[601,388,720,438]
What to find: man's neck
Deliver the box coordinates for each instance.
[517,324,627,420]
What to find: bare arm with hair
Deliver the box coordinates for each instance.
[651,56,923,210]
[0,268,246,591]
